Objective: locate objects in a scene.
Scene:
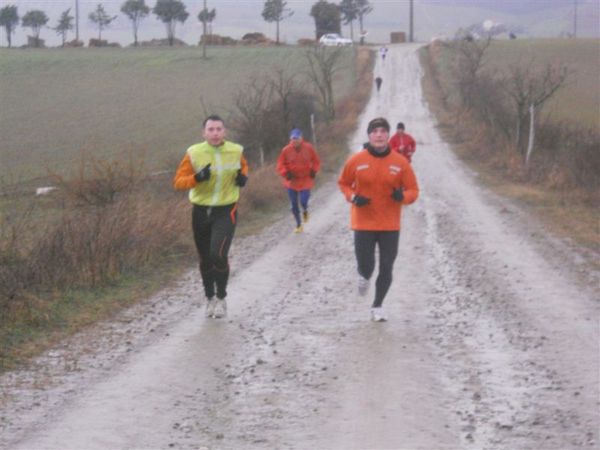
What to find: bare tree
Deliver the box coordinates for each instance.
[269,68,302,137]
[505,61,569,164]
[449,35,492,108]
[88,4,116,40]
[121,0,150,47]
[339,0,358,42]
[230,79,274,166]
[304,46,346,121]
[262,0,293,45]
[54,8,74,46]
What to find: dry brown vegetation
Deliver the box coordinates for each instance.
[0,47,374,370]
[420,39,599,248]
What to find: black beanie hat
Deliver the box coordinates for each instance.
[367,117,390,134]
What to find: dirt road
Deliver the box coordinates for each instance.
[2,45,598,450]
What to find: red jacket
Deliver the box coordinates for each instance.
[338,147,418,231]
[389,132,416,162]
[277,140,321,190]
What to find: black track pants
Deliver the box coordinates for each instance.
[192,203,237,299]
[354,230,400,308]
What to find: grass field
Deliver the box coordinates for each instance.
[0,46,357,184]
[484,39,599,130]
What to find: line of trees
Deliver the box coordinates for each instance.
[0,0,373,48]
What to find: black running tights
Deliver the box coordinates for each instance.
[354,230,400,308]
[192,204,237,299]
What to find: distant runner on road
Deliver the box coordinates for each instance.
[173,115,249,319]
[379,46,388,62]
[389,122,417,162]
[338,117,419,321]
[277,128,321,233]
[375,76,383,93]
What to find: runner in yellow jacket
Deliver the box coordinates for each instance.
[173,115,249,319]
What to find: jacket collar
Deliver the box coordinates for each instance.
[364,143,390,158]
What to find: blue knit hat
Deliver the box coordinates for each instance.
[290,128,303,139]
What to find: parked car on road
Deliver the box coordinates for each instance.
[319,33,353,46]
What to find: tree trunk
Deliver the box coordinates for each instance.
[359,16,364,45]
[525,104,535,166]
[515,116,521,152]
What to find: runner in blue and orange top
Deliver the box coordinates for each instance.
[277,128,321,233]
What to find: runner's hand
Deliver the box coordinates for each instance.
[352,194,370,207]
[391,187,404,202]
[194,163,211,182]
[286,172,293,180]
[235,169,248,187]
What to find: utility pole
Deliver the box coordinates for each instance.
[202,0,207,58]
[75,0,79,42]
[409,0,414,43]
[573,0,578,38]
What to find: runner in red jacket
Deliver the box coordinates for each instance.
[388,122,417,162]
[277,128,321,233]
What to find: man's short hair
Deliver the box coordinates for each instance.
[367,117,390,134]
[203,114,225,128]
[396,122,405,130]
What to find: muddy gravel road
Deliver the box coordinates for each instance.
[2,45,599,450]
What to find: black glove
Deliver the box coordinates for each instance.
[194,163,211,182]
[235,169,248,187]
[391,187,404,202]
[310,170,316,179]
[352,194,371,207]
[286,172,293,180]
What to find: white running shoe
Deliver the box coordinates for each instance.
[358,276,370,296]
[214,298,228,318]
[371,307,387,322]
[205,298,216,318]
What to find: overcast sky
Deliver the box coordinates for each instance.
[1,0,598,47]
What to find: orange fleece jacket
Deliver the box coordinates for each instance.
[276,140,321,190]
[338,148,419,231]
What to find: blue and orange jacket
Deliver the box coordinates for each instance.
[277,139,321,191]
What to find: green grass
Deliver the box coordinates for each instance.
[0,46,357,183]
[484,39,600,130]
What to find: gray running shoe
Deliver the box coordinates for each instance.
[214,298,228,318]
[358,276,370,296]
[371,307,387,322]
[205,298,216,318]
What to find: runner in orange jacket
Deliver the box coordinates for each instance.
[389,122,417,162]
[277,128,321,233]
[339,117,419,321]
